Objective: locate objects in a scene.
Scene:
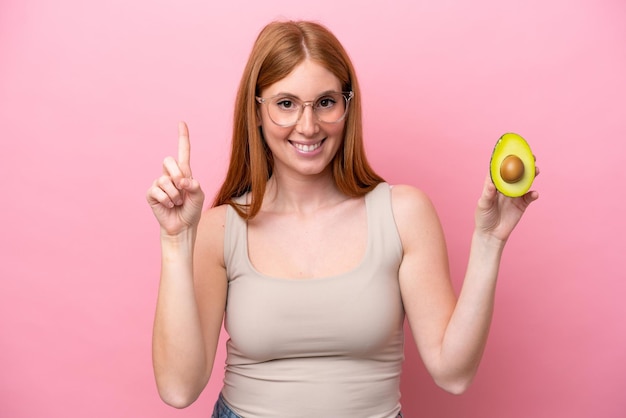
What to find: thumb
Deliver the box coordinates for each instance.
[179,177,205,204]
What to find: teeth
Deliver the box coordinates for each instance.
[293,141,322,152]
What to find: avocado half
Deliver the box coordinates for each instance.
[489,133,536,197]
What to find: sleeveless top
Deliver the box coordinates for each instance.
[221,182,405,418]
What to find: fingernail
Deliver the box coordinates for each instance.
[176,199,183,206]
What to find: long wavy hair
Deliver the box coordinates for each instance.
[212,20,384,219]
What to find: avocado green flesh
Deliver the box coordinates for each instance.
[490,133,535,197]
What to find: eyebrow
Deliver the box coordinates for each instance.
[271,90,341,100]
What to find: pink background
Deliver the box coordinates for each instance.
[1,0,625,417]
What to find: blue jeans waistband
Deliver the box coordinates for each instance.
[211,393,404,418]
[212,393,242,418]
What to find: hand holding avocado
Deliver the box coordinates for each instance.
[475,133,539,243]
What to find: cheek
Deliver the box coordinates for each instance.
[329,121,347,140]
[327,125,347,154]
[259,122,290,147]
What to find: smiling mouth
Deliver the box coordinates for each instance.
[290,139,324,153]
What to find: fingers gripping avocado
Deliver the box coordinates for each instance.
[490,133,536,197]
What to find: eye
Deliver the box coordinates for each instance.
[275,98,298,111]
[316,96,337,110]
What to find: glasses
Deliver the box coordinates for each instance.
[256,91,354,127]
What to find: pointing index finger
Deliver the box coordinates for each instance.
[178,121,192,177]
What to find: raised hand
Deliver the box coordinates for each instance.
[146,122,205,237]
[474,171,539,243]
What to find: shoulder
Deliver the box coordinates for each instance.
[389,184,443,250]
[196,205,230,266]
[198,204,229,233]
[390,184,437,219]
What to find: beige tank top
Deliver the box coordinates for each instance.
[221,182,405,417]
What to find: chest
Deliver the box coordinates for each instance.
[225,257,405,363]
[247,199,367,279]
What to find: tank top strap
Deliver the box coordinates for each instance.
[365,183,403,262]
[224,196,250,282]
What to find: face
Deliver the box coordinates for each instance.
[257,59,346,180]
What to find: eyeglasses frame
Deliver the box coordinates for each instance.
[255,91,354,127]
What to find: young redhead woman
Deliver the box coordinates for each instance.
[146,20,538,418]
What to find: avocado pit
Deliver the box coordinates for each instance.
[500,154,525,183]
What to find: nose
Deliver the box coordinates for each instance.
[295,103,318,136]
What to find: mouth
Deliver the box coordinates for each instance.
[290,139,325,153]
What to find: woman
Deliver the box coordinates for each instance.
[146,20,538,418]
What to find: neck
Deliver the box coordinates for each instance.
[263,171,347,215]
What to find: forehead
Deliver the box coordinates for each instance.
[261,59,342,98]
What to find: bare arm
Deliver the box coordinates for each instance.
[394,177,538,394]
[146,122,227,407]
